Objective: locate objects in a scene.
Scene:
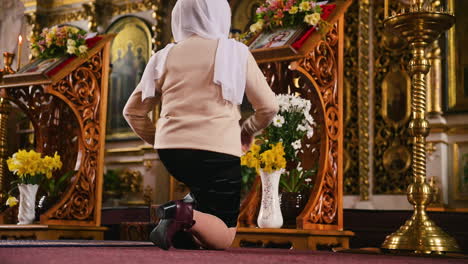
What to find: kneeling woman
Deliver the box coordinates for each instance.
[123,0,278,250]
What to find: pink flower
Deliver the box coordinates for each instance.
[256,6,268,14]
[275,10,284,19]
[267,0,282,10]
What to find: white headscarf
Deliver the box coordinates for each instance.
[141,0,249,105]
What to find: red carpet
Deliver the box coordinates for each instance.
[1,246,467,264]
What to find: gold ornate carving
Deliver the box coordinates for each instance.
[357,0,370,200]
[373,0,412,194]
[47,9,87,27]
[150,0,163,52]
[119,169,143,195]
[239,25,341,229]
[82,2,98,32]
[2,44,109,225]
[296,24,340,228]
[426,41,442,115]
[0,54,15,205]
[0,98,11,204]
[447,0,468,112]
[343,0,359,195]
[28,0,160,31]
[25,12,41,40]
[231,0,263,32]
[110,0,154,17]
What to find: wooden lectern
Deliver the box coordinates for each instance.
[232,0,354,250]
[0,35,113,240]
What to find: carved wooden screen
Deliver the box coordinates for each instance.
[0,36,112,226]
[238,15,344,230]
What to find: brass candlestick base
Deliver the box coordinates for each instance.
[381,3,459,254]
[381,182,459,253]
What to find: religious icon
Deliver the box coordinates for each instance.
[381,65,411,128]
[106,16,152,140]
[383,141,411,174]
[447,0,468,112]
[249,26,305,50]
[17,57,65,74]
[454,143,468,200]
[2,56,68,85]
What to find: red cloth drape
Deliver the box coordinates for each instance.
[47,36,103,77]
[291,4,336,50]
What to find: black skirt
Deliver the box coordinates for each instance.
[158,149,241,228]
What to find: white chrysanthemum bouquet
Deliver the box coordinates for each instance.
[260,94,316,193]
[264,94,314,161]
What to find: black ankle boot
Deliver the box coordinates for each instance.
[182,192,198,209]
[172,192,201,249]
[150,200,195,250]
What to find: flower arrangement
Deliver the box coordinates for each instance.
[241,94,316,195]
[30,26,88,59]
[241,142,287,174]
[263,94,314,162]
[7,149,62,185]
[250,0,324,33]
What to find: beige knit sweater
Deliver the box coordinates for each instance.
[123,36,278,157]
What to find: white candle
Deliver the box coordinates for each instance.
[17,35,23,71]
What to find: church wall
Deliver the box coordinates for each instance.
[2,0,467,211]
[3,0,174,206]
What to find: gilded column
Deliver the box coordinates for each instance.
[358,0,370,201]
[25,11,41,41]
[425,0,443,115]
[426,40,442,115]
[0,53,15,204]
[83,2,98,32]
[150,0,163,53]
[0,98,11,204]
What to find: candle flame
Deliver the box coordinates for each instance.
[19,35,23,44]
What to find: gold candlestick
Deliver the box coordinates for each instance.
[3,52,15,75]
[17,35,23,72]
[381,1,459,254]
[384,0,389,18]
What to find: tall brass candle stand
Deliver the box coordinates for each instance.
[381,1,459,253]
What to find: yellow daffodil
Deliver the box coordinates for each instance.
[289,6,299,14]
[299,2,311,11]
[7,149,62,183]
[6,196,18,207]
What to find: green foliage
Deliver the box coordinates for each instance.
[280,166,316,193]
[261,110,307,163]
[40,170,75,200]
[241,165,257,197]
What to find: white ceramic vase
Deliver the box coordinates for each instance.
[257,169,283,228]
[17,184,39,225]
